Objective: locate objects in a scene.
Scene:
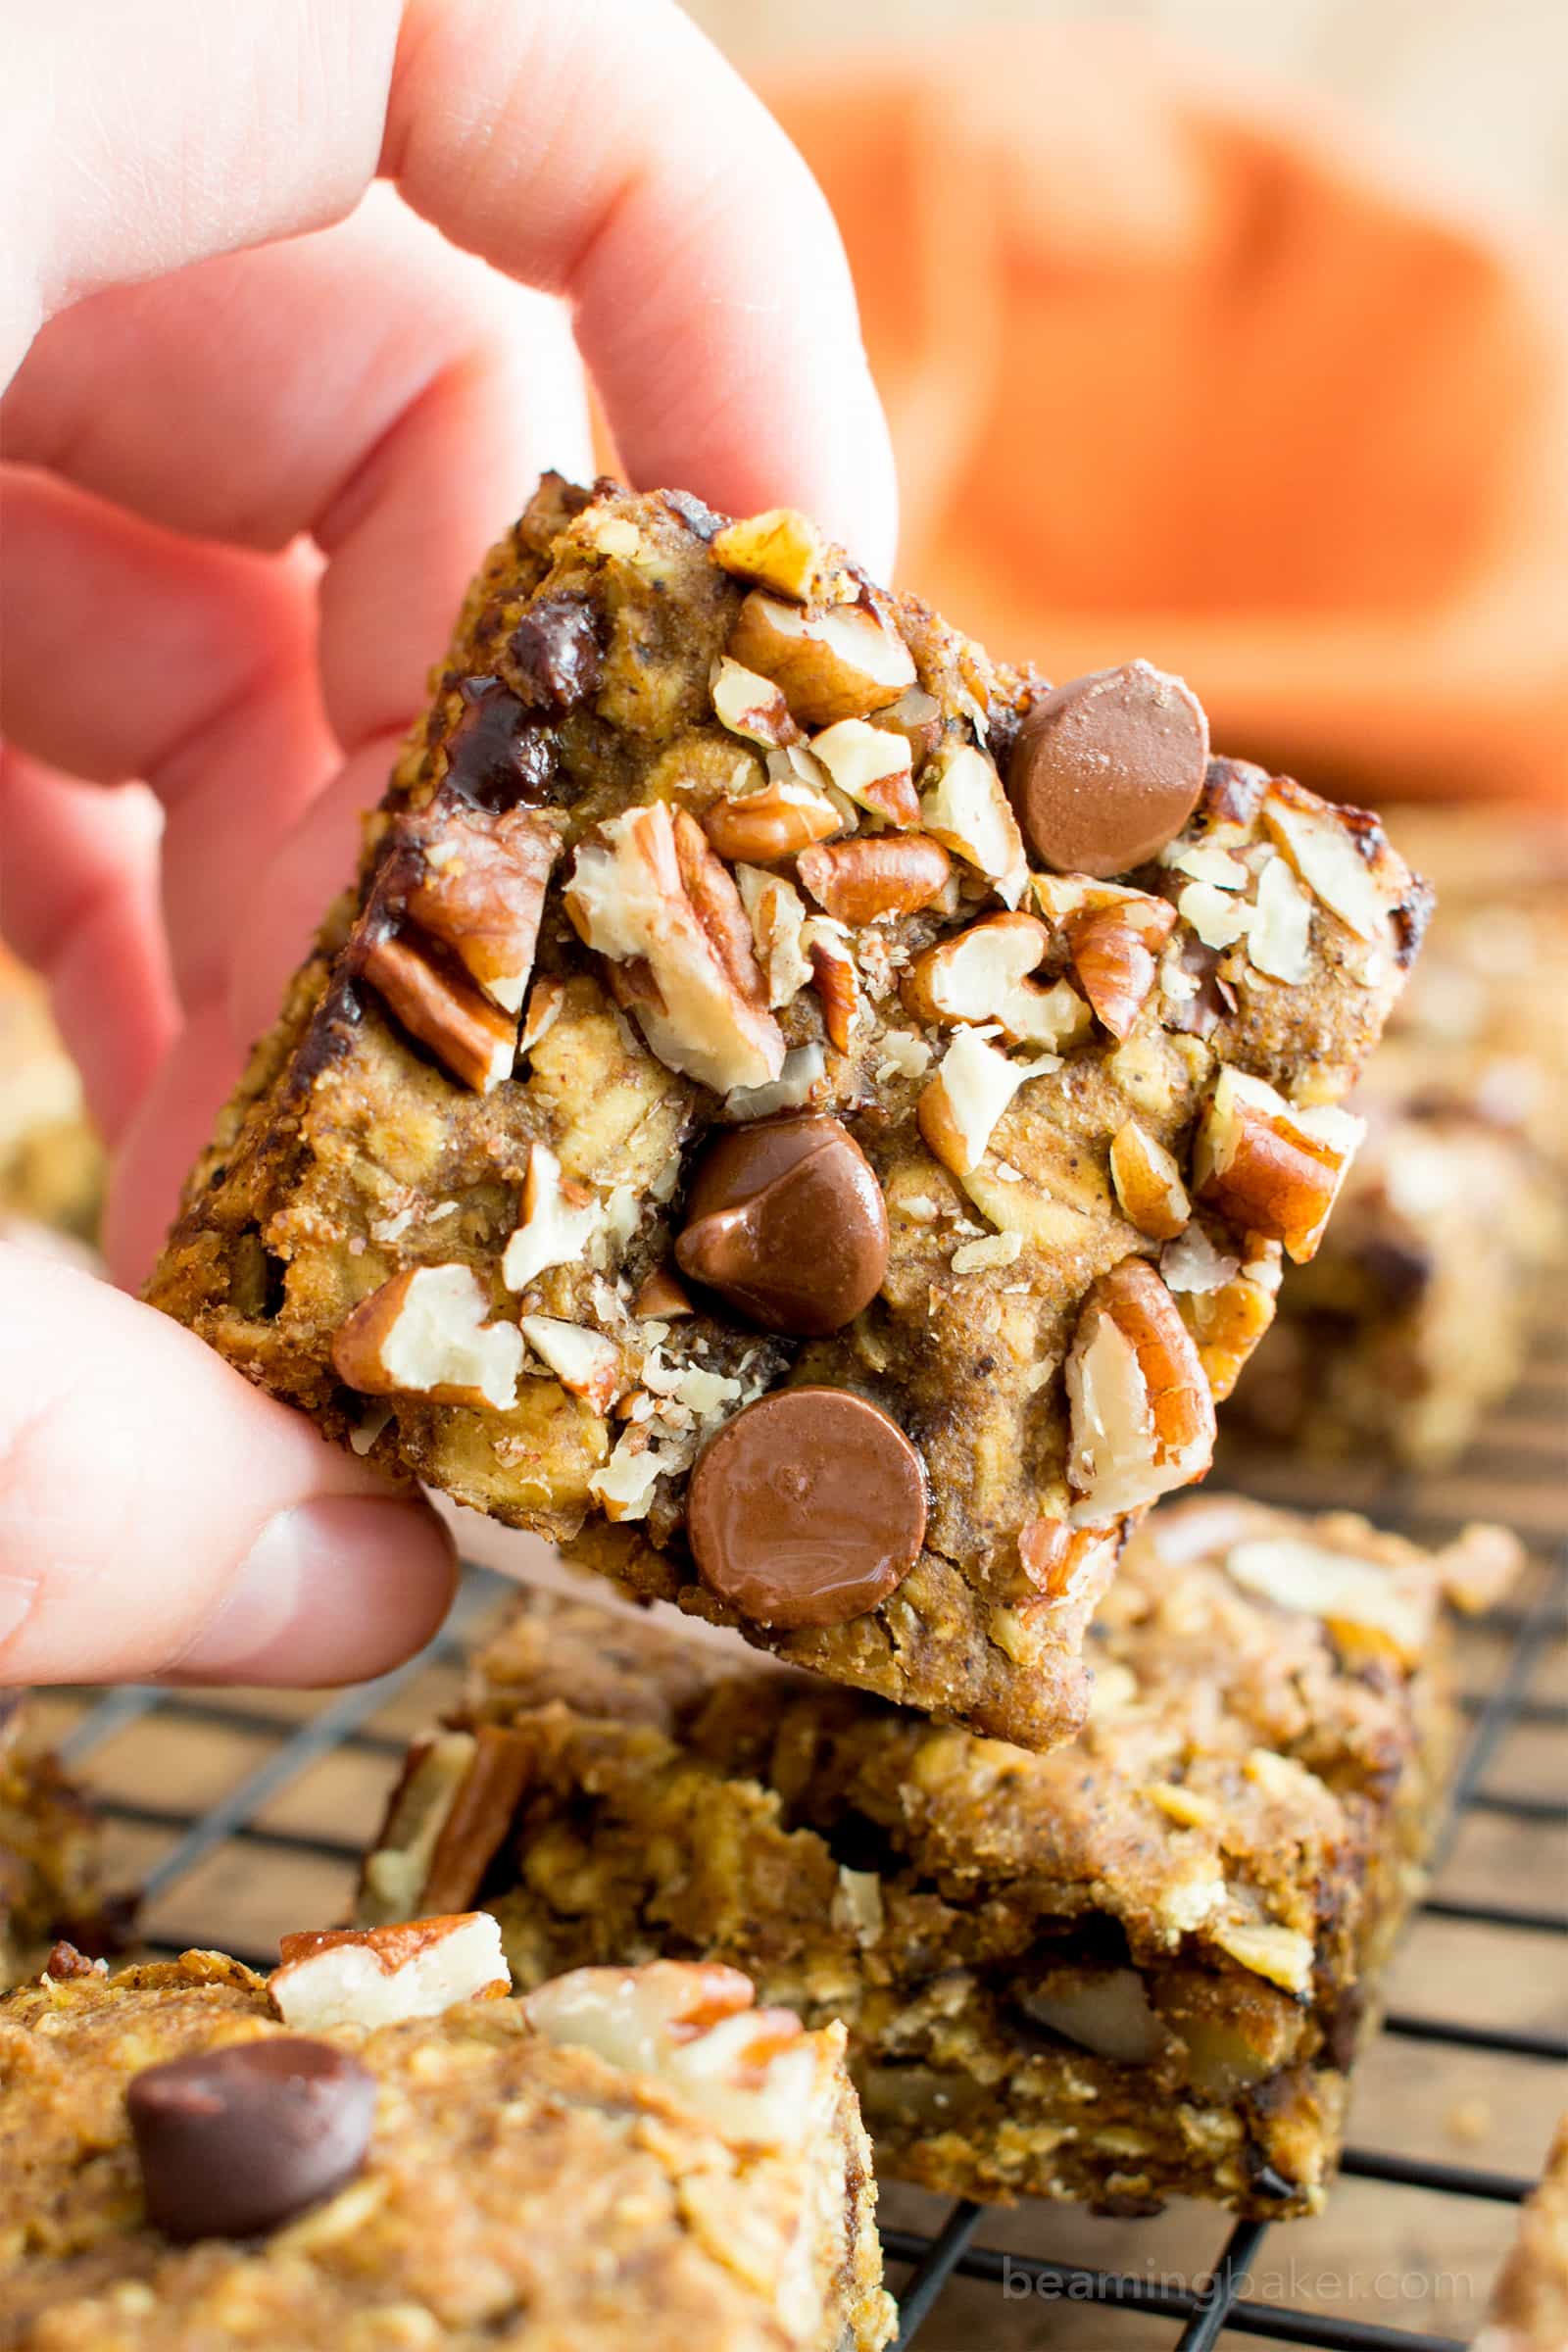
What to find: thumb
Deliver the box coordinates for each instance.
[0,1243,456,1686]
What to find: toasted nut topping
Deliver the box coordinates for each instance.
[1432,1523,1525,1615]
[725,1041,827,1122]
[903,911,1091,1051]
[1262,780,1391,942]
[1015,1518,1117,1605]
[1109,1120,1191,1240]
[869,683,943,766]
[807,926,860,1051]
[331,1264,522,1411]
[564,803,785,1094]
[270,1915,510,2031]
[398,806,563,1014]
[728,591,915,727]
[701,775,842,864]
[809,717,920,827]
[1193,1068,1364,1262]
[918,743,1029,907]
[517,973,566,1056]
[796,834,952,924]
[1222,1534,1435,1665]
[632,1266,695,1319]
[709,657,803,750]
[1168,1243,1280,1401]
[361,932,516,1093]
[1067,895,1178,1039]
[734,865,812,1009]
[711,508,831,603]
[917,1030,1058,1176]
[523,1961,816,2148]
[503,1142,602,1292]
[1247,853,1312,983]
[519,1315,621,1412]
[360,1727,534,1925]
[1066,1256,1216,1525]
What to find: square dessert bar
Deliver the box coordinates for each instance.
[0,1922,894,2350]
[0,1694,103,1990]
[362,1496,1468,2219]
[149,474,1431,1749]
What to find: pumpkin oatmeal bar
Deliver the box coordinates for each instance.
[148,474,1430,1749]
[0,1919,894,2351]
[360,1495,1468,2219]
[0,1695,103,1991]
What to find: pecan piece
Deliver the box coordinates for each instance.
[1193,1068,1364,1262]
[727,590,915,725]
[270,1914,509,2031]
[1068,894,1178,1040]
[1108,1119,1191,1241]
[1066,1255,1216,1524]
[796,834,951,924]
[331,1263,523,1411]
[903,911,1090,1050]
[702,773,842,863]
[396,804,562,1013]
[361,931,517,1093]
[564,803,785,1094]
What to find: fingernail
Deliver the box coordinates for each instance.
[167,1498,458,1686]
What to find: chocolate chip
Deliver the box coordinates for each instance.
[1007,662,1209,878]
[686,1387,926,1630]
[443,679,554,810]
[128,2037,376,2242]
[675,1115,889,1338]
[507,594,601,716]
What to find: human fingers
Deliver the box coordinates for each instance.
[5,0,894,563]
[0,1243,457,1687]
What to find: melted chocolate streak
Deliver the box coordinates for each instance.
[285,593,607,1098]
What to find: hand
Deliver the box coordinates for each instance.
[0,0,896,1688]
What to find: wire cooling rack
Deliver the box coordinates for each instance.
[27,1321,1567,2352]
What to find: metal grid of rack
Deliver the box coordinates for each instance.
[33,1339,1567,2351]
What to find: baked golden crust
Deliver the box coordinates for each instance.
[148,475,1429,1748]
[0,1700,103,1992]
[0,1949,894,2352]
[363,1496,1460,2219]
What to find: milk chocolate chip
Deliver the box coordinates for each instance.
[127,2037,376,2241]
[674,1114,889,1338]
[686,1387,926,1629]
[1007,662,1209,878]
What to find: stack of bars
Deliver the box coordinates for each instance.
[2,477,1554,2348]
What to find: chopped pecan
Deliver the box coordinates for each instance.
[701,776,841,863]
[331,1263,523,1411]
[918,742,1029,907]
[710,657,803,750]
[396,804,563,1014]
[360,930,517,1092]
[711,507,833,603]
[270,1914,510,2031]
[1108,1119,1191,1240]
[808,930,860,1050]
[917,1030,1057,1176]
[1066,1256,1216,1525]
[519,1315,621,1413]
[727,590,915,726]
[796,834,952,924]
[903,911,1091,1050]
[1193,1068,1364,1262]
[1067,895,1178,1040]
[564,803,785,1094]
[809,717,921,827]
